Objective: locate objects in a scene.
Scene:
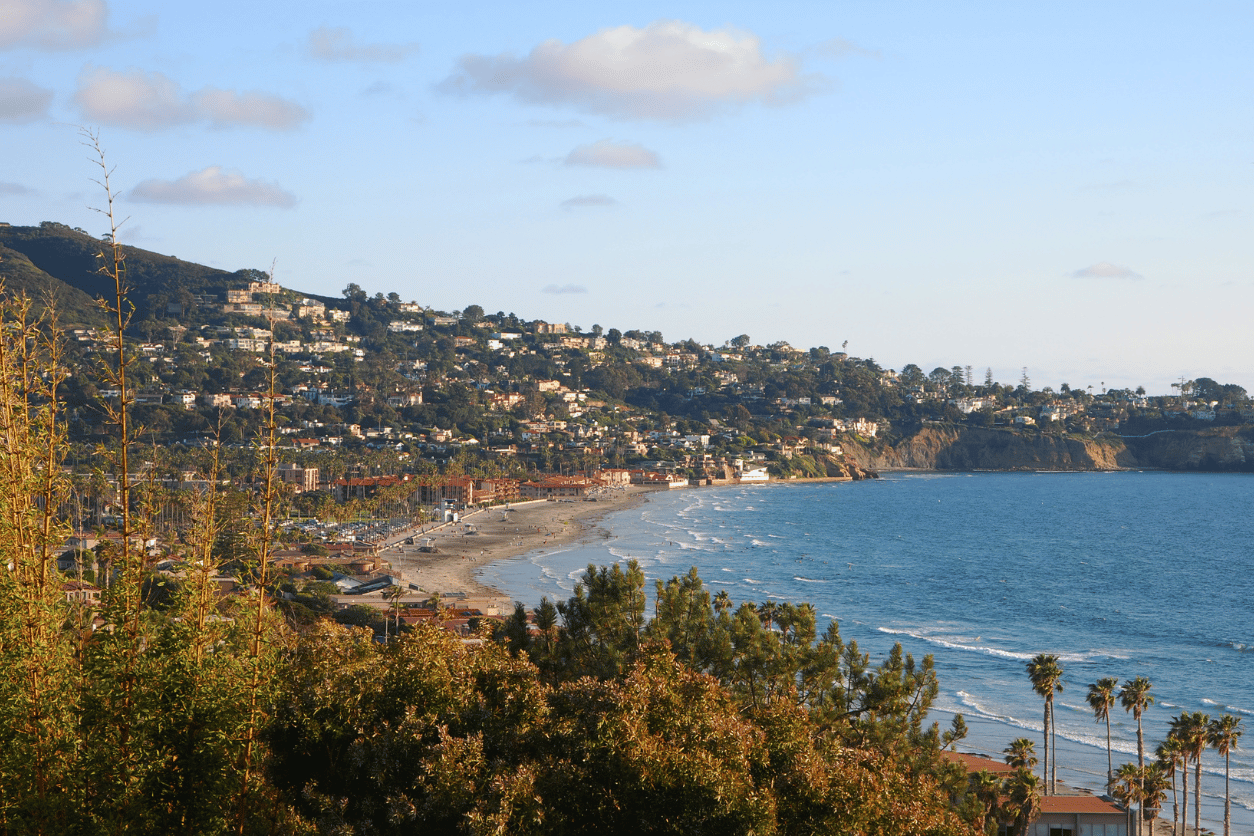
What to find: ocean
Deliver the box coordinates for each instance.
[477,472,1254,832]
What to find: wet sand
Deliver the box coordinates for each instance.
[380,486,656,612]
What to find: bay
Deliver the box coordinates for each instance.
[477,472,1254,832]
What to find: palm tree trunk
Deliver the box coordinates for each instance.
[1224,750,1231,836]
[1180,756,1189,836]
[1194,758,1201,836]
[1170,771,1178,836]
[1042,702,1051,795]
[1050,699,1058,794]
[1105,714,1113,794]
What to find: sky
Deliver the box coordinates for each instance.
[2,0,1252,396]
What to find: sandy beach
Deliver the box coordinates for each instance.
[377,486,657,613]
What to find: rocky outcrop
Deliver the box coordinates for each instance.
[1121,426,1254,471]
[840,425,1254,472]
[844,426,1136,471]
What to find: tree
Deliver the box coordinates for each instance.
[462,304,484,322]
[1026,654,1063,794]
[730,334,750,348]
[1155,736,1185,836]
[1120,676,1154,814]
[1003,767,1041,836]
[1004,738,1038,769]
[1168,711,1209,836]
[1087,676,1120,793]
[1209,713,1242,836]
[1113,762,1147,834]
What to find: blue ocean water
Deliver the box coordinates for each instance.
[477,472,1254,832]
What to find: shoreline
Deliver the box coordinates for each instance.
[382,478,857,608]
[380,486,659,610]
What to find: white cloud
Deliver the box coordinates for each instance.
[0,180,33,194]
[191,88,309,130]
[74,66,308,131]
[0,0,108,50]
[443,20,817,121]
[542,283,588,294]
[0,76,53,122]
[560,194,616,209]
[564,139,660,169]
[307,26,418,63]
[129,166,297,207]
[1070,262,1142,280]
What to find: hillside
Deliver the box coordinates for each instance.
[4,219,1252,477]
[0,222,252,325]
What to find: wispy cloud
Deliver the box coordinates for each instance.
[0,76,53,122]
[307,26,418,63]
[0,180,34,194]
[442,20,819,121]
[0,0,109,50]
[564,139,661,169]
[129,166,297,207]
[560,194,617,209]
[1070,262,1142,280]
[812,37,879,60]
[526,118,585,128]
[542,283,588,294]
[75,66,309,131]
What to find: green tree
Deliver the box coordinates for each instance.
[1208,713,1242,836]
[1169,711,1210,836]
[1155,736,1185,836]
[1120,676,1155,817]
[1087,676,1120,793]
[1026,654,1063,794]
[1003,767,1040,836]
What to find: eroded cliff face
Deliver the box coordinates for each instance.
[845,426,1136,471]
[1122,426,1254,471]
[842,425,1254,472]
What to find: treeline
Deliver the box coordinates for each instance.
[0,261,992,833]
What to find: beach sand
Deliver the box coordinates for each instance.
[377,486,656,613]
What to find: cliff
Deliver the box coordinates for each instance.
[844,426,1135,471]
[842,425,1254,472]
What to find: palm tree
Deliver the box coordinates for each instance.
[972,769,1004,835]
[1120,677,1154,771]
[1156,736,1185,836]
[1003,767,1041,836]
[1120,675,1154,828]
[1209,713,1242,836]
[1141,763,1171,833]
[1170,711,1210,836]
[1027,654,1063,794]
[1087,676,1120,793]
[1113,762,1146,835]
[1004,737,1038,770]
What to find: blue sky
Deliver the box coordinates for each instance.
[2,0,1252,395]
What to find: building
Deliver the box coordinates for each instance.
[276,463,320,493]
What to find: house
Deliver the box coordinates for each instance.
[1031,795,1130,836]
[944,752,1131,836]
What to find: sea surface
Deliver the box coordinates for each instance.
[477,472,1254,832]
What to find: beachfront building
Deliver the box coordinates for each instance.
[519,476,593,499]
[944,753,1131,836]
[417,477,519,507]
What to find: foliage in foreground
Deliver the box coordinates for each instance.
[0,284,981,834]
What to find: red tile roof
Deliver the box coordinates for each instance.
[1040,796,1125,815]
[942,751,1015,775]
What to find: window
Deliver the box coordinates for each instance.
[1049,828,1073,836]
